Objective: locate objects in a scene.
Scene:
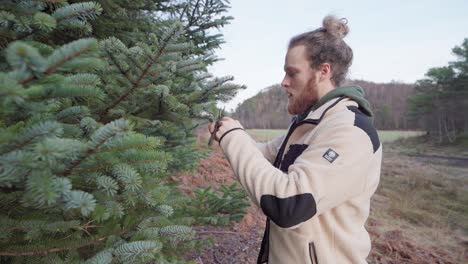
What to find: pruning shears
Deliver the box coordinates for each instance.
[208,107,225,146]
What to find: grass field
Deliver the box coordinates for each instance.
[246,129,425,143]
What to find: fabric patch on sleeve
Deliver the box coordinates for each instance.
[260,193,317,228]
[347,106,380,153]
[279,144,309,172]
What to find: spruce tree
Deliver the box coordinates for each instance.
[0,1,246,263]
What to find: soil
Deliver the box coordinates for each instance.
[407,153,468,167]
[174,135,467,264]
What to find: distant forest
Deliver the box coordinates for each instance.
[232,80,416,130]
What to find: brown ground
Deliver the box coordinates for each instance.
[175,148,265,264]
[175,133,467,264]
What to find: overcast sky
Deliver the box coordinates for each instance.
[207,0,468,111]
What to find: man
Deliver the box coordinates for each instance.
[209,15,382,264]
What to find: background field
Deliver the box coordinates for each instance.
[246,129,426,143]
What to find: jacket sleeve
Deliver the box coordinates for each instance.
[254,134,285,164]
[219,122,381,229]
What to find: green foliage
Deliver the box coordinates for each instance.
[84,249,113,264]
[0,1,102,54]
[114,240,163,263]
[89,0,233,66]
[180,183,250,226]
[0,1,246,263]
[407,38,468,143]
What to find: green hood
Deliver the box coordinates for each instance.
[296,85,373,122]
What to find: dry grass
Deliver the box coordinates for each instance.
[368,147,468,263]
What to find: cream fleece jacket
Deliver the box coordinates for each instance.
[219,97,382,264]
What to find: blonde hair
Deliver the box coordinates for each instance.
[289,15,353,86]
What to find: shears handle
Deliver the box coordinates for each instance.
[208,119,221,146]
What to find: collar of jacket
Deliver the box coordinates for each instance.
[295,85,373,123]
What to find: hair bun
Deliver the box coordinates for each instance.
[322,15,349,39]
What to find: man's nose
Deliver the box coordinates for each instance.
[281,76,290,88]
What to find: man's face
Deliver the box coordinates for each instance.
[281,45,320,115]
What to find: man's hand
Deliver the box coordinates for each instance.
[208,117,244,143]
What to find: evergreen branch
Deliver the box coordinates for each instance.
[177,60,200,71]
[94,143,152,153]
[0,31,17,40]
[0,229,128,257]
[61,138,104,177]
[72,155,114,174]
[7,135,42,154]
[73,157,166,175]
[130,103,157,116]
[186,0,201,29]
[62,125,120,176]
[179,3,189,21]
[56,9,94,21]
[18,47,92,86]
[56,106,91,122]
[100,27,180,119]
[124,52,144,72]
[4,220,99,234]
[62,119,129,176]
[52,2,102,22]
[104,49,136,85]
[95,155,113,165]
[195,76,234,105]
[45,48,92,75]
[16,29,40,41]
[71,184,96,191]
[195,72,213,82]
[2,121,62,155]
[127,158,167,166]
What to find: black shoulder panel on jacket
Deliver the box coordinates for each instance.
[260,193,317,228]
[347,106,380,152]
[280,144,309,172]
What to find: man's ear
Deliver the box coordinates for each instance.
[319,63,332,81]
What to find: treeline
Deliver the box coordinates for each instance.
[350,80,416,130]
[232,38,468,144]
[408,39,468,143]
[232,80,416,130]
[232,84,290,129]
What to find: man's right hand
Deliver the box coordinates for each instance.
[208,117,244,143]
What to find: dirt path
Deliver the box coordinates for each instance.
[406,153,468,167]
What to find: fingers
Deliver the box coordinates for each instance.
[208,120,222,134]
[216,128,223,140]
[207,117,246,145]
[208,122,214,133]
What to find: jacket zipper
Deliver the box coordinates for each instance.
[273,97,347,168]
[272,119,319,168]
[309,242,319,264]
